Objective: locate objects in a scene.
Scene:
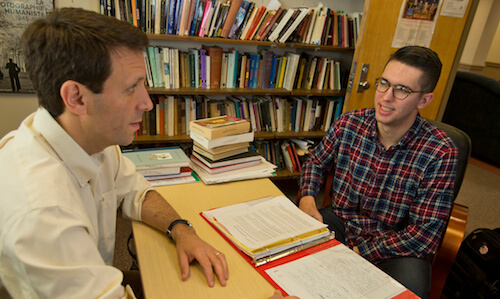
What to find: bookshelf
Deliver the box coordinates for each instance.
[116,0,363,178]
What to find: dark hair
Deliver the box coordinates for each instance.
[387,46,442,92]
[21,8,149,117]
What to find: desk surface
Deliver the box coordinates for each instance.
[132,179,284,299]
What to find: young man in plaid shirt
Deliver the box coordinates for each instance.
[298,46,458,298]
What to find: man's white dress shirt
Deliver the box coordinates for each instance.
[0,108,153,298]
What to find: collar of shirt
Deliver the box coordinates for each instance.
[33,108,102,188]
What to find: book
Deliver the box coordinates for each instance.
[195,140,250,154]
[228,0,249,39]
[277,8,310,43]
[219,0,243,38]
[149,172,199,187]
[192,148,260,168]
[141,166,192,179]
[190,155,260,174]
[138,165,182,177]
[190,156,276,184]
[190,130,254,149]
[122,146,190,170]
[202,45,223,89]
[193,144,248,160]
[201,195,331,261]
[190,116,250,140]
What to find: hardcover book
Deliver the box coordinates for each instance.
[122,147,190,170]
[190,115,250,139]
[202,45,223,89]
[190,130,254,149]
[190,154,260,174]
[193,144,248,161]
[193,148,261,168]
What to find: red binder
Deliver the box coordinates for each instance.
[200,211,417,298]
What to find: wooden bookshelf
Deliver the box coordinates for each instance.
[146,34,355,52]
[133,131,322,144]
[147,87,292,96]
[138,8,355,179]
[147,87,346,97]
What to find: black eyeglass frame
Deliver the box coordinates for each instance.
[374,77,430,100]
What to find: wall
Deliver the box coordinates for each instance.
[486,21,500,65]
[459,0,500,70]
[0,0,100,138]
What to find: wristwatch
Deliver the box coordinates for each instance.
[166,219,193,239]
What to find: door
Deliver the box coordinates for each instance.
[345,0,477,120]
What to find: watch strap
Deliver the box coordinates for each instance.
[166,219,192,239]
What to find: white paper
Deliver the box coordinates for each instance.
[440,0,470,18]
[266,0,281,11]
[204,195,327,249]
[392,0,443,48]
[265,244,407,299]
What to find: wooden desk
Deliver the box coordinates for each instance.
[132,179,284,299]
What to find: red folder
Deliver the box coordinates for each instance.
[200,211,418,298]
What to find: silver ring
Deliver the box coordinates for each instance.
[215,252,220,257]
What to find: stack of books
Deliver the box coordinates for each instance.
[189,115,276,184]
[122,147,198,187]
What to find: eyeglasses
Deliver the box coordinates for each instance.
[374,78,429,100]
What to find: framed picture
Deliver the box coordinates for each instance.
[0,0,54,93]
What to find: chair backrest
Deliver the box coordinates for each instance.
[425,119,471,199]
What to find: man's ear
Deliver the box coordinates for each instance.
[417,92,434,110]
[60,80,89,115]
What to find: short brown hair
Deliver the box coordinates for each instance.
[21,8,149,117]
[387,46,442,92]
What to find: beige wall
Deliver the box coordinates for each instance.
[486,20,500,65]
[459,0,500,67]
[0,0,100,138]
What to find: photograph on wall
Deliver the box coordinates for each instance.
[0,0,54,93]
[391,0,443,48]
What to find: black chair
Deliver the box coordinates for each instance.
[318,120,471,299]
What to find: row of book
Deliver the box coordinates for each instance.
[254,138,316,173]
[188,116,277,184]
[145,46,344,91]
[139,95,344,137]
[101,0,361,47]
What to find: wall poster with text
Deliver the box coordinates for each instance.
[0,0,54,93]
[391,0,443,49]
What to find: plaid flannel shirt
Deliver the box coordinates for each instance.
[299,108,458,263]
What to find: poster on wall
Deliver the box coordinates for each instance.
[391,0,443,48]
[0,0,54,93]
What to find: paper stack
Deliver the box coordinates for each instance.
[122,147,198,187]
[189,115,276,184]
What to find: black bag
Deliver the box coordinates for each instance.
[442,228,500,298]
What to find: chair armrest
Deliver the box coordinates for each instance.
[429,203,469,299]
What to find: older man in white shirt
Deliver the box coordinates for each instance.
[0,8,228,298]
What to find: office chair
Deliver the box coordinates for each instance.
[319,119,470,299]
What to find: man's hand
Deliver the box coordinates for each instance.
[171,224,229,287]
[267,289,300,299]
[298,196,322,222]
